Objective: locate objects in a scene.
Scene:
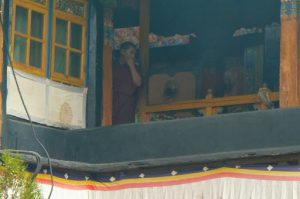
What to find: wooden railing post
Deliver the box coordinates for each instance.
[204,89,214,116]
[257,83,273,110]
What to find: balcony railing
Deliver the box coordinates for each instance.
[142,89,279,121]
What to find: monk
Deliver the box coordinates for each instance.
[112,42,142,125]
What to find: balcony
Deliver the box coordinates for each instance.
[4,105,300,172]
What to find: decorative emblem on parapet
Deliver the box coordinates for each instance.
[203,167,209,172]
[281,0,300,17]
[139,173,145,178]
[64,173,69,179]
[109,176,116,182]
[171,170,178,176]
[267,165,274,171]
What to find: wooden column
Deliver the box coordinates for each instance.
[86,3,99,128]
[280,0,300,107]
[102,8,113,126]
[138,0,150,122]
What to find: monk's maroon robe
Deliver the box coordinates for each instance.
[112,62,139,125]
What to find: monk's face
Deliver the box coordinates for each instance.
[121,47,136,61]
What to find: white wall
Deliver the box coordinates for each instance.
[6,67,87,129]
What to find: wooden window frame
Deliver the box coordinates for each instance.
[11,0,48,77]
[51,0,87,87]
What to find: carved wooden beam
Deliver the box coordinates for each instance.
[280,0,300,107]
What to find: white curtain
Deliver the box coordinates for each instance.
[6,67,87,129]
[39,178,300,199]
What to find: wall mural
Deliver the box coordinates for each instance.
[281,0,300,17]
[56,0,85,17]
[113,26,196,49]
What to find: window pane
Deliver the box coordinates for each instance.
[15,6,28,34]
[69,51,81,78]
[56,18,68,45]
[30,40,42,68]
[31,11,44,39]
[54,47,66,74]
[70,23,82,50]
[14,35,27,64]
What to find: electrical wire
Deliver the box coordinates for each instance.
[0,8,54,199]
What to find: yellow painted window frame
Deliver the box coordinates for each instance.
[51,0,87,87]
[11,0,48,77]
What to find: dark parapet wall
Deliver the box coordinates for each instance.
[3,108,300,169]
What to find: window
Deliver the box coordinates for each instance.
[11,0,87,86]
[51,0,87,86]
[12,0,48,76]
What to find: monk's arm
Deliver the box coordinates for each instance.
[128,62,142,87]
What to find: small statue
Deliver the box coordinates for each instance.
[257,83,273,109]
